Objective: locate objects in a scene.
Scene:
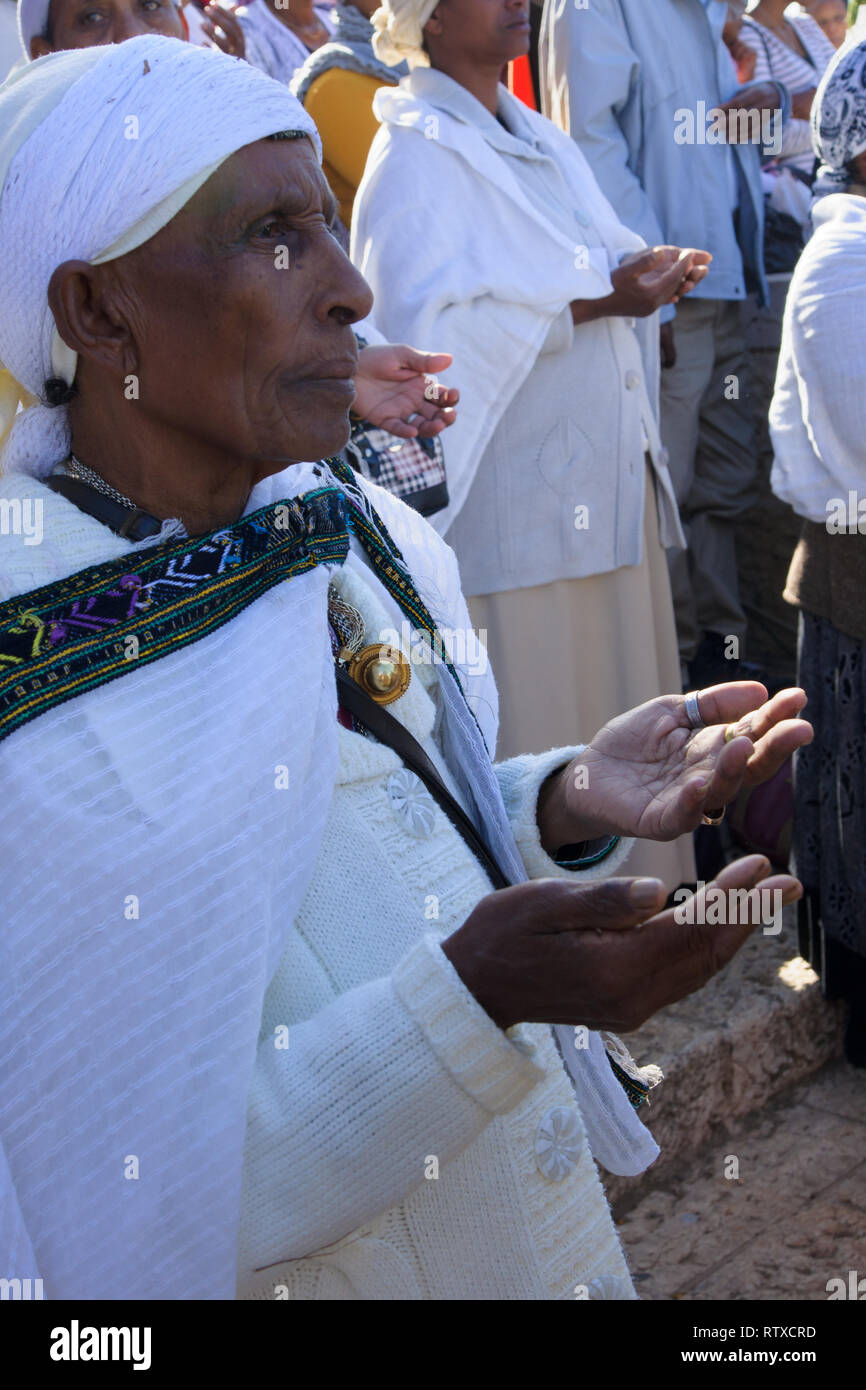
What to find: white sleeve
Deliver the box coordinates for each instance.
[784,236,866,484]
[237,932,544,1284]
[777,115,819,160]
[495,745,635,881]
[236,16,279,82]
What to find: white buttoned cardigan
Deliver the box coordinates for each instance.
[236,555,639,1301]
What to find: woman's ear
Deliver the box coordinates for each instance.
[47,260,139,379]
[423,5,443,39]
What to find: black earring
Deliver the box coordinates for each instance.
[44,377,77,407]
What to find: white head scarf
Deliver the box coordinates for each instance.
[371,0,439,69]
[17,0,51,58]
[0,34,321,474]
[812,37,866,198]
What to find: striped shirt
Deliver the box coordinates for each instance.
[741,13,836,175]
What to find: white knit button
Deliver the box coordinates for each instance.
[588,1274,630,1300]
[385,769,436,838]
[625,370,641,391]
[534,1106,584,1181]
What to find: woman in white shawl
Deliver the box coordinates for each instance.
[770,39,866,1067]
[353,0,712,887]
[0,36,808,1301]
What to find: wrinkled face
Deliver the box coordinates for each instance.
[30,0,184,58]
[424,0,531,68]
[91,137,373,471]
[808,0,848,49]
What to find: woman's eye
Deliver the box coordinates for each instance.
[255,221,290,239]
[79,10,107,23]
[250,213,330,243]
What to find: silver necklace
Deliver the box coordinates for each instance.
[65,453,137,510]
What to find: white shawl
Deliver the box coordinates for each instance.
[0,454,509,1299]
[351,67,645,535]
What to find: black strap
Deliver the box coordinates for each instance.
[335,664,512,891]
[44,474,165,541]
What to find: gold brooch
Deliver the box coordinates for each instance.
[328,583,411,706]
[347,643,412,705]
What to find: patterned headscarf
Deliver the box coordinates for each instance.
[812,37,866,198]
[371,0,439,69]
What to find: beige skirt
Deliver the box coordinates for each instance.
[468,466,695,890]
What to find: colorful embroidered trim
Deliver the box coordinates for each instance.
[0,461,469,745]
[554,835,621,870]
[0,489,350,744]
[607,1055,651,1111]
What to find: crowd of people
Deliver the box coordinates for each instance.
[0,0,862,1302]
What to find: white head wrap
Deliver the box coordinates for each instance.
[370,0,439,69]
[17,0,51,58]
[0,34,321,474]
[812,37,866,199]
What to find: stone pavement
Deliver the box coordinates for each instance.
[598,904,866,1300]
[614,1058,866,1300]
[602,906,845,1208]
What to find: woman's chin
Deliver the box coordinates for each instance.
[313,414,353,461]
[256,421,353,471]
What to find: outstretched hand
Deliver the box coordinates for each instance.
[613,246,712,311]
[352,345,459,439]
[444,855,802,1033]
[539,682,813,850]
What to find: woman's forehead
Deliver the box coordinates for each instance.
[188,137,329,219]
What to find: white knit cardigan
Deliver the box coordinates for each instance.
[236,553,639,1300]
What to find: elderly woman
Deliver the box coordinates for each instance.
[352,0,711,888]
[0,37,808,1301]
[770,39,866,1067]
[6,0,457,495]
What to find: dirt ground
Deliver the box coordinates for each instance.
[615,1058,866,1300]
